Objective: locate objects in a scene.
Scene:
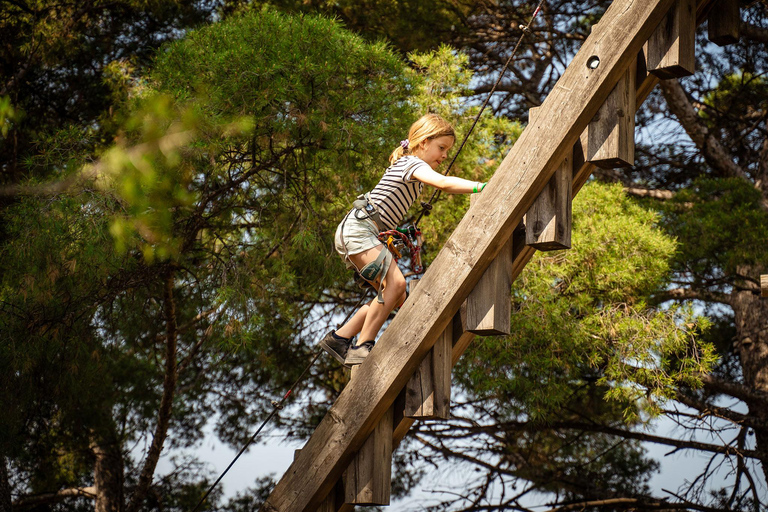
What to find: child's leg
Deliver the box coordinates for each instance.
[335,301,371,339]
[354,252,406,342]
[335,244,406,342]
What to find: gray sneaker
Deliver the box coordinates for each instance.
[344,340,375,366]
[319,331,352,365]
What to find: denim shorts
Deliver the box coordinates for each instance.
[334,210,384,270]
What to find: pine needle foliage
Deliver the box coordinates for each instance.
[456,182,716,423]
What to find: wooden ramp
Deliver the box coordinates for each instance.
[262,0,726,510]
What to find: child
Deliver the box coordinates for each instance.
[321,113,487,367]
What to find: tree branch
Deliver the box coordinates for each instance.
[672,393,768,431]
[741,21,768,44]
[698,373,768,406]
[431,418,763,460]
[12,487,97,509]
[659,80,767,210]
[543,497,721,512]
[126,267,179,512]
[624,186,676,200]
[652,287,732,305]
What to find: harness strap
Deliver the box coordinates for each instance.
[352,193,387,232]
[338,206,392,304]
[359,247,392,304]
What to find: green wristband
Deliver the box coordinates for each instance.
[473,182,487,193]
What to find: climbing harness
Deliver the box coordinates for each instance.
[340,194,423,299]
[190,3,546,509]
[352,192,387,232]
[377,226,423,274]
[338,194,394,303]
[414,0,546,228]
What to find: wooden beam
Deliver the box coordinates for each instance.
[525,107,573,249]
[390,0,717,460]
[707,0,740,46]
[646,0,697,79]
[761,275,768,299]
[321,478,344,512]
[342,406,393,506]
[404,321,452,419]
[404,278,452,419]
[261,2,678,510]
[294,451,343,512]
[586,62,637,168]
[466,218,514,335]
[341,367,394,507]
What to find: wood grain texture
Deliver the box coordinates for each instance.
[390,0,719,460]
[525,107,573,250]
[466,235,514,335]
[761,275,768,298]
[404,276,451,419]
[707,0,740,46]
[646,0,696,79]
[467,190,514,334]
[342,406,393,506]
[587,63,637,168]
[404,321,452,419]
[261,2,678,510]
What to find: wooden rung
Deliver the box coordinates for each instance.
[404,319,452,419]
[404,278,451,419]
[526,107,573,250]
[342,406,393,506]
[708,0,740,46]
[466,196,514,335]
[761,275,768,298]
[586,62,637,169]
[645,0,696,79]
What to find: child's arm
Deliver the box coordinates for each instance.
[412,166,486,194]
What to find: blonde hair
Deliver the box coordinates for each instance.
[389,113,455,164]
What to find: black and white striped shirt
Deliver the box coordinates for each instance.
[369,156,429,230]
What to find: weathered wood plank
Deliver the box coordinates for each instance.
[319,477,343,512]
[646,0,696,79]
[294,451,342,512]
[342,406,393,506]
[261,2,678,510]
[466,234,514,335]
[707,0,740,46]
[404,320,452,419]
[586,62,637,168]
[390,0,717,458]
[761,275,768,298]
[404,277,452,419]
[525,107,573,250]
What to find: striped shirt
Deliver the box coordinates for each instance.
[369,156,429,230]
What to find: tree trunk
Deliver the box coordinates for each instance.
[126,268,178,512]
[0,456,11,512]
[93,431,124,512]
[732,266,768,482]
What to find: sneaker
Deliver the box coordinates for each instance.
[319,331,352,365]
[344,340,375,366]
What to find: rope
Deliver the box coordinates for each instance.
[190,289,370,512]
[414,0,546,228]
[191,4,548,507]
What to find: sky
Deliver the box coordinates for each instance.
[154,393,767,510]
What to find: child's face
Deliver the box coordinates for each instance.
[415,135,455,170]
